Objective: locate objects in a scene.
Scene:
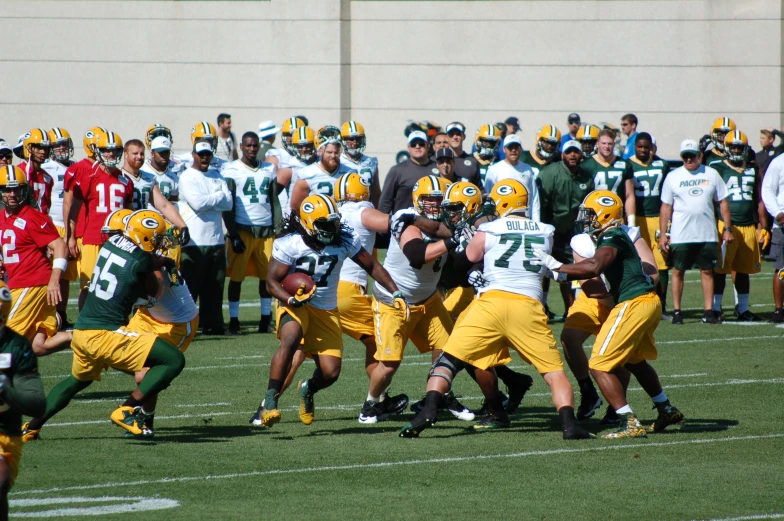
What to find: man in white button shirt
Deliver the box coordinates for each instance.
[760,152,784,322]
[178,140,233,335]
[484,134,540,221]
[659,139,733,325]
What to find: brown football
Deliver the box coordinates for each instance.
[282,272,315,296]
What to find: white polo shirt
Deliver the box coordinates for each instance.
[660,165,728,244]
[483,159,540,221]
[761,153,784,228]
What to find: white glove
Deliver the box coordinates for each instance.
[627,214,636,227]
[390,208,419,241]
[467,269,488,288]
[532,249,563,272]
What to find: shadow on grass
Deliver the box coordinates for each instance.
[131,424,266,444]
[72,391,129,401]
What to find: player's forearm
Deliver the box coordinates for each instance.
[4,374,46,418]
[559,259,603,280]
[368,263,399,295]
[659,204,672,234]
[66,196,82,240]
[266,278,292,302]
[155,192,186,228]
[719,201,732,228]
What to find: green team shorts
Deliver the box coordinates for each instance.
[666,242,718,271]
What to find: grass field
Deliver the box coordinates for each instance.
[12,266,784,520]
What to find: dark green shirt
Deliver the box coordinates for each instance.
[520,150,560,177]
[536,162,595,236]
[712,161,758,227]
[630,157,670,217]
[596,227,654,303]
[0,328,45,436]
[581,155,633,198]
[75,234,155,331]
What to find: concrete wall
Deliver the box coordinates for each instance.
[1,0,781,176]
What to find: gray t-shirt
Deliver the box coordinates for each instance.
[378,158,440,215]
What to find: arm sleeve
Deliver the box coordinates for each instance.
[762,159,782,217]
[3,372,46,418]
[378,167,399,214]
[401,238,427,269]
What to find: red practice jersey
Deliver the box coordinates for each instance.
[18,161,54,215]
[73,167,134,245]
[64,158,99,238]
[0,205,60,289]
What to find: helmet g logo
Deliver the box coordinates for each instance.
[0,286,11,303]
[462,186,478,197]
[496,185,514,196]
[596,196,616,207]
[141,217,160,229]
[302,202,315,214]
[85,131,95,139]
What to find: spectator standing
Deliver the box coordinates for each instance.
[758,128,784,176]
[378,131,439,215]
[0,141,14,167]
[621,114,638,160]
[761,152,784,322]
[215,113,239,162]
[559,113,581,151]
[256,120,280,161]
[484,134,540,221]
[446,122,481,187]
[504,116,521,137]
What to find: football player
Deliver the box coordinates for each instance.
[576,124,600,160]
[172,122,227,174]
[22,210,187,441]
[223,132,278,334]
[339,121,382,206]
[250,194,405,428]
[712,131,767,321]
[141,125,181,203]
[521,125,562,176]
[484,135,540,220]
[18,129,54,215]
[534,191,685,438]
[581,129,636,223]
[400,179,592,439]
[0,166,72,357]
[0,281,46,517]
[266,117,306,215]
[122,139,187,226]
[473,124,501,187]
[702,117,736,165]
[68,129,135,310]
[630,133,672,317]
[289,134,353,212]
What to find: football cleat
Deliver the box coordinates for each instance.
[602,413,647,439]
[298,380,314,425]
[770,309,784,323]
[736,310,761,322]
[577,393,603,421]
[258,315,272,334]
[472,411,511,431]
[648,401,684,433]
[444,391,475,421]
[22,422,40,443]
[504,373,534,413]
[671,310,684,325]
[599,407,621,425]
[227,317,242,335]
[125,413,155,438]
[477,392,509,417]
[701,310,721,324]
[110,406,143,436]
[359,393,410,424]
[399,413,436,438]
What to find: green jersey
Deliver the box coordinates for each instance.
[581,156,633,198]
[631,157,670,217]
[0,328,44,436]
[712,161,758,227]
[520,150,559,177]
[537,162,595,236]
[596,227,654,303]
[476,156,497,187]
[75,234,156,331]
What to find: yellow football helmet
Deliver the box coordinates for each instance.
[0,281,12,330]
[489,179,529,217]
[299,194,342,244]
[711,117,737,152]
[442,181,482,229]
[340,121,366,158]
[22,128,52,160]
[48,127,74,162]
[291,126,317,164]
[0,166,28,211]
[124,210,167,252]
[412,175,451,220]
[334,173,370,204]
[100,208,134,242]
[281,117,306,154]
[474,124,501,159]
[191,121,217,152]
[92,129,124,168]
[83,127,107,158]
[724,130,749,163]
[316,125,342,150]
[577,190,624,236]
[145,124,173,149]
[535,125,562,160]
[576,124,600,158]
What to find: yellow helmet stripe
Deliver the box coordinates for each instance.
[317,194,338,215]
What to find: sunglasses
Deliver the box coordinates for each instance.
[681,153,698,160]
[409,141,427,148]
[0,152,12,159]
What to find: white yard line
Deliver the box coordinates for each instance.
[690,514,784,521]
[12,433,784,497]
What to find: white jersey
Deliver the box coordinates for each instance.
[148,270,199,324]
[266,147,303,216]
[478,217,555,301]
[272,232,362,310]
[660,165,728,244]
[762,153,784,228]
[41,160,67,228]
[140,161,179,202]
[483,160,541,221]
[172,152,227,175]
[340,153,378,188]
[374,221,447,305]
[570,225,641,258]
[296,161,354,202]
[338,201,376,287]
[222,160,277,226]
[123,168,157,211]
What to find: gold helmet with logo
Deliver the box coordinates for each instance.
[442,181,482,229]
[291,126,317,164]
[124,210,167,252]
[474,124,501,159]
[299,194,342,244]
[334,173,370,204]
[412,175,451,220]
[577,190,624,235]
[535,125,562,160]
[710,117,737,152]
[576,124,601,159]
[724,130,748,163]
[489,179,529,217]
[340,121,366,158]
[145,124,173,150]
[48,127,74,162]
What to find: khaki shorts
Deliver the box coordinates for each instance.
[714,222,761,275]
[227,232,273,282]
[337,281,375,340]
[71,327,157,382]
[276,304,343,358]
[127,309,199,353]
[7,286,58,341]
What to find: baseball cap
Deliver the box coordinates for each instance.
[435,148,454,160]
[13,134,25,159]
[568,113,581,123]
[446,122,465,134]
[504,117,521,132]
[562,140,581,153]
[151,136,172,151]
[257,120,279,139]
[503,134,522,148]
[194,141,213,154]
[680,139,699,155]
[0,141,11,152]
[408,130,428,144]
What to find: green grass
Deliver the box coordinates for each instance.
[13,266,784,520]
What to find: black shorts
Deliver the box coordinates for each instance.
[667,242,718,271]
[771,228,784,271]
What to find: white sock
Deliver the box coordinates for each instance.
[367,393,380,403]
[141,407,155,416]
[615,404,633,415]
[651,391,668,404]
[737,293,749,313]
[712,294,723,312]
[733,287,739,306]
[229,301,240,319]
[260,298,271,316]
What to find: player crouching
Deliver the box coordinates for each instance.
[400,180,593,440]
[251,194,405,428]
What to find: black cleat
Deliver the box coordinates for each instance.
[258,314,272,333]
[770,309,784,323]
[472,410,511,431]
[736,310,761,322]
[359,393,409,424]
[503,374,534,413]
[599,406,621,425]
[444,391,474,421]
[399,413,436,438]
[672,310,684,325]
[577,393,603,421]
[701,310,721,324]
[228,318,242,335]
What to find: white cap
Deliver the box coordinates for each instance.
[194,141,213,154]
[407,130,428,144]
[0,141,10,152]
[503,134,522,147]
[680,139,699,154]
[562,140,581,153]
[151,136,172,151]
[258,120,279,139]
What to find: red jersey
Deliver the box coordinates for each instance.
[0,205,60,289]
[64,158,99,238]
[18,161,54,215]
[73,167,134,245]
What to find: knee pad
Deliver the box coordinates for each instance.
[428,352,466,390]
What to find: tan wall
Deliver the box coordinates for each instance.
[1,0,781,177]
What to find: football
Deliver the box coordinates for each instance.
[282,272,315,296]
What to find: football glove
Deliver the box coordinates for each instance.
[758,228,770,250]
[467,269,488,289]
[778,269,784,282]
[230,234,246,254]
[287,283,316,308]
[180,226,191,246]
[532,249,563,272]
[390,209,418,241]
[391,291,410,320]
[168,267,183,286]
